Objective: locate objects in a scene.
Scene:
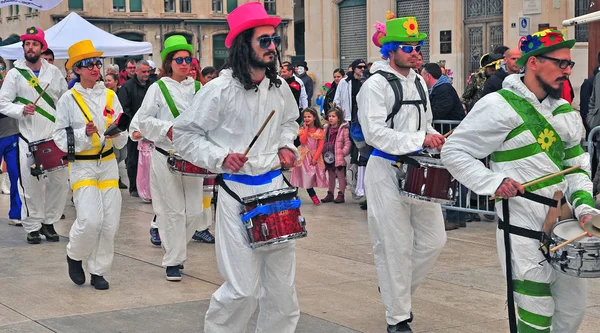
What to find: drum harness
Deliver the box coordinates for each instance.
[497,191,568,333]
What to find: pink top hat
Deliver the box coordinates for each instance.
[20,26,48,52]
[225,2,281,48]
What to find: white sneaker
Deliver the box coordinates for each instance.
[0,173,9,195]
[8,219,22,226]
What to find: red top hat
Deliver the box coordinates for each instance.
[225,2,281,48]
[20,26,48,52]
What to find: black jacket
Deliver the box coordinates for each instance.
[482,69,509,97]
[430,82,465,122]
[117,75,151,130]
[581,68,600,134]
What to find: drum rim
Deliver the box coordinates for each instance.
[410,155,446,168]
[28,138,55,145]
[552,218,600,246]
[399,190,456,205]
[248,231,308,248]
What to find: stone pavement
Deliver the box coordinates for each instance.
[0,185,599,333]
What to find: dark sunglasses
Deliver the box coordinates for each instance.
[76,58,102,70]
[355,65,366,70]
[399,45,421,54]
[536,55,575,70]
[250,36,282,50]
[173,56,192,65]
[0,66,5,71]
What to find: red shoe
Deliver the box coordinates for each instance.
[311,195,321,205]
[321,192,334,203]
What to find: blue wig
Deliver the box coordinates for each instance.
[380,42,401,59]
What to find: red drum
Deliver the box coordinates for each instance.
[28,138,67,173]
[203,177,217,193]
[167,154,216,178]
[400,155,456,205]
[241,187,307,249]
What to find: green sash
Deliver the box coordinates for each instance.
[157,80,201,119]
[15,68,55,109]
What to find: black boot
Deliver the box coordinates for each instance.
[67,255,85,285]
[90,274,109,290]
[387,320,412,332]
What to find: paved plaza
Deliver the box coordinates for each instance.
[0,180,599,333]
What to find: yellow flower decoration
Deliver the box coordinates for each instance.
[28,28,35,34]
[534,30,548,37]
[537,128,557,151]
[403,18,418,36]
[28,76,39,88]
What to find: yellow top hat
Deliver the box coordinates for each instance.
[66,40,103,70]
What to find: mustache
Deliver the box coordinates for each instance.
[556,76,568,82]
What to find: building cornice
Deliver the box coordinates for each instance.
[50,14,291,26]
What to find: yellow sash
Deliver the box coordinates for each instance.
[71,89,115,156]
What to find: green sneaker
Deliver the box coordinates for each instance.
[40,224,60,242]
[27,231,41,244]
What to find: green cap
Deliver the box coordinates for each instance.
[161,35,194,62]
[516,29,575,67]
[380,17,427,45]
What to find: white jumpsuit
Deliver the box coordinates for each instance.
[136,77,207,267]
[0,59,69,233]
[356,61,447,325]
[172,69,301,333]
[441,74,597,332]
[53,82,128,276]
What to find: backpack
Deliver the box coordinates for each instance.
[349,70,428,156]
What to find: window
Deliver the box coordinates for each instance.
[575,0,589,42]
[212,0,223,13]
[164,0,175,12]
[9,5,19,16]
[113,0,125,12]
[227,0,237,13]
[68,0,83,10]
[264,0,276,14]
[180,0,191,13]
[130,0,142,12]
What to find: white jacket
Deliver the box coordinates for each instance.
[172,68,300,175]
[333,75,354,121]
[441,74,597,221]
[293,74,308,109]
[136,77,197,152]
[0,59,67,141]
[53,82,128,153]
[356,60,436,155]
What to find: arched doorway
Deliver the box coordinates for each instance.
[114,32,145,72]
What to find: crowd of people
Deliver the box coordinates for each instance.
[0,2,598,332]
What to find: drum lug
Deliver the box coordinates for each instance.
[447,187,454,200]
[244,219,253,229]
[420,183,426,196]
[261,223,269,237]
[298,216,306,228]
[29,145,37,152]
[423,167,428,179]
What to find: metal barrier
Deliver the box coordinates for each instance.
[587,126,600,166]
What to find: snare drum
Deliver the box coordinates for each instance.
[28,138,67,173]
[241,187,307,249]
[399,155,456,205]
[550,219,600,278]
[167,154,216,178]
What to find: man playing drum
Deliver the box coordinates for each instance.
[442,29,599,332]
[357,16,446,332]
[171,3,300,332]
[0,27,69,244]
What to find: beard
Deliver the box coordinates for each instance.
[25,52,40,64]
[392,54,417,69]
[250,48,277,69]
[536,74,565,100]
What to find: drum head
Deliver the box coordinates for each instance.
[554,219,600,243]
[583,218,600,238]
[412,155,444,168]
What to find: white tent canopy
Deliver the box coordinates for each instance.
[0,12,153,60]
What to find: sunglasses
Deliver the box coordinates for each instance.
[76,58,102,70]
[0,66,4,71]
[398,45,422,54]
[250,36,282,50]
[173,56,192,65]
[536,55,575,70]
[355,65,366,70]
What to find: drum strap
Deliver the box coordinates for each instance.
[499,191,568,333]
[74,147,114,160]
[65,127,76,162]
[19,133,30,145]
[155,146,169,157]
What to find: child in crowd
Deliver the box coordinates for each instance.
[321,106,351,203]
[315,82,332,118]
[291,107,328,204]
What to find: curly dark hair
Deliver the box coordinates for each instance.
[223,28,281,91]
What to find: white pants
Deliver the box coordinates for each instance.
[204,174,300,333]
[150,151,205,267]
[365,156,447,325]
[18,138,69,233]
[67,156,121,276]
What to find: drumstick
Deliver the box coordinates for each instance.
[550,231,588,253]
[489,165,581,201]
[443,128,455,138]
[32,84,50,106]
[243,110,276,156]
